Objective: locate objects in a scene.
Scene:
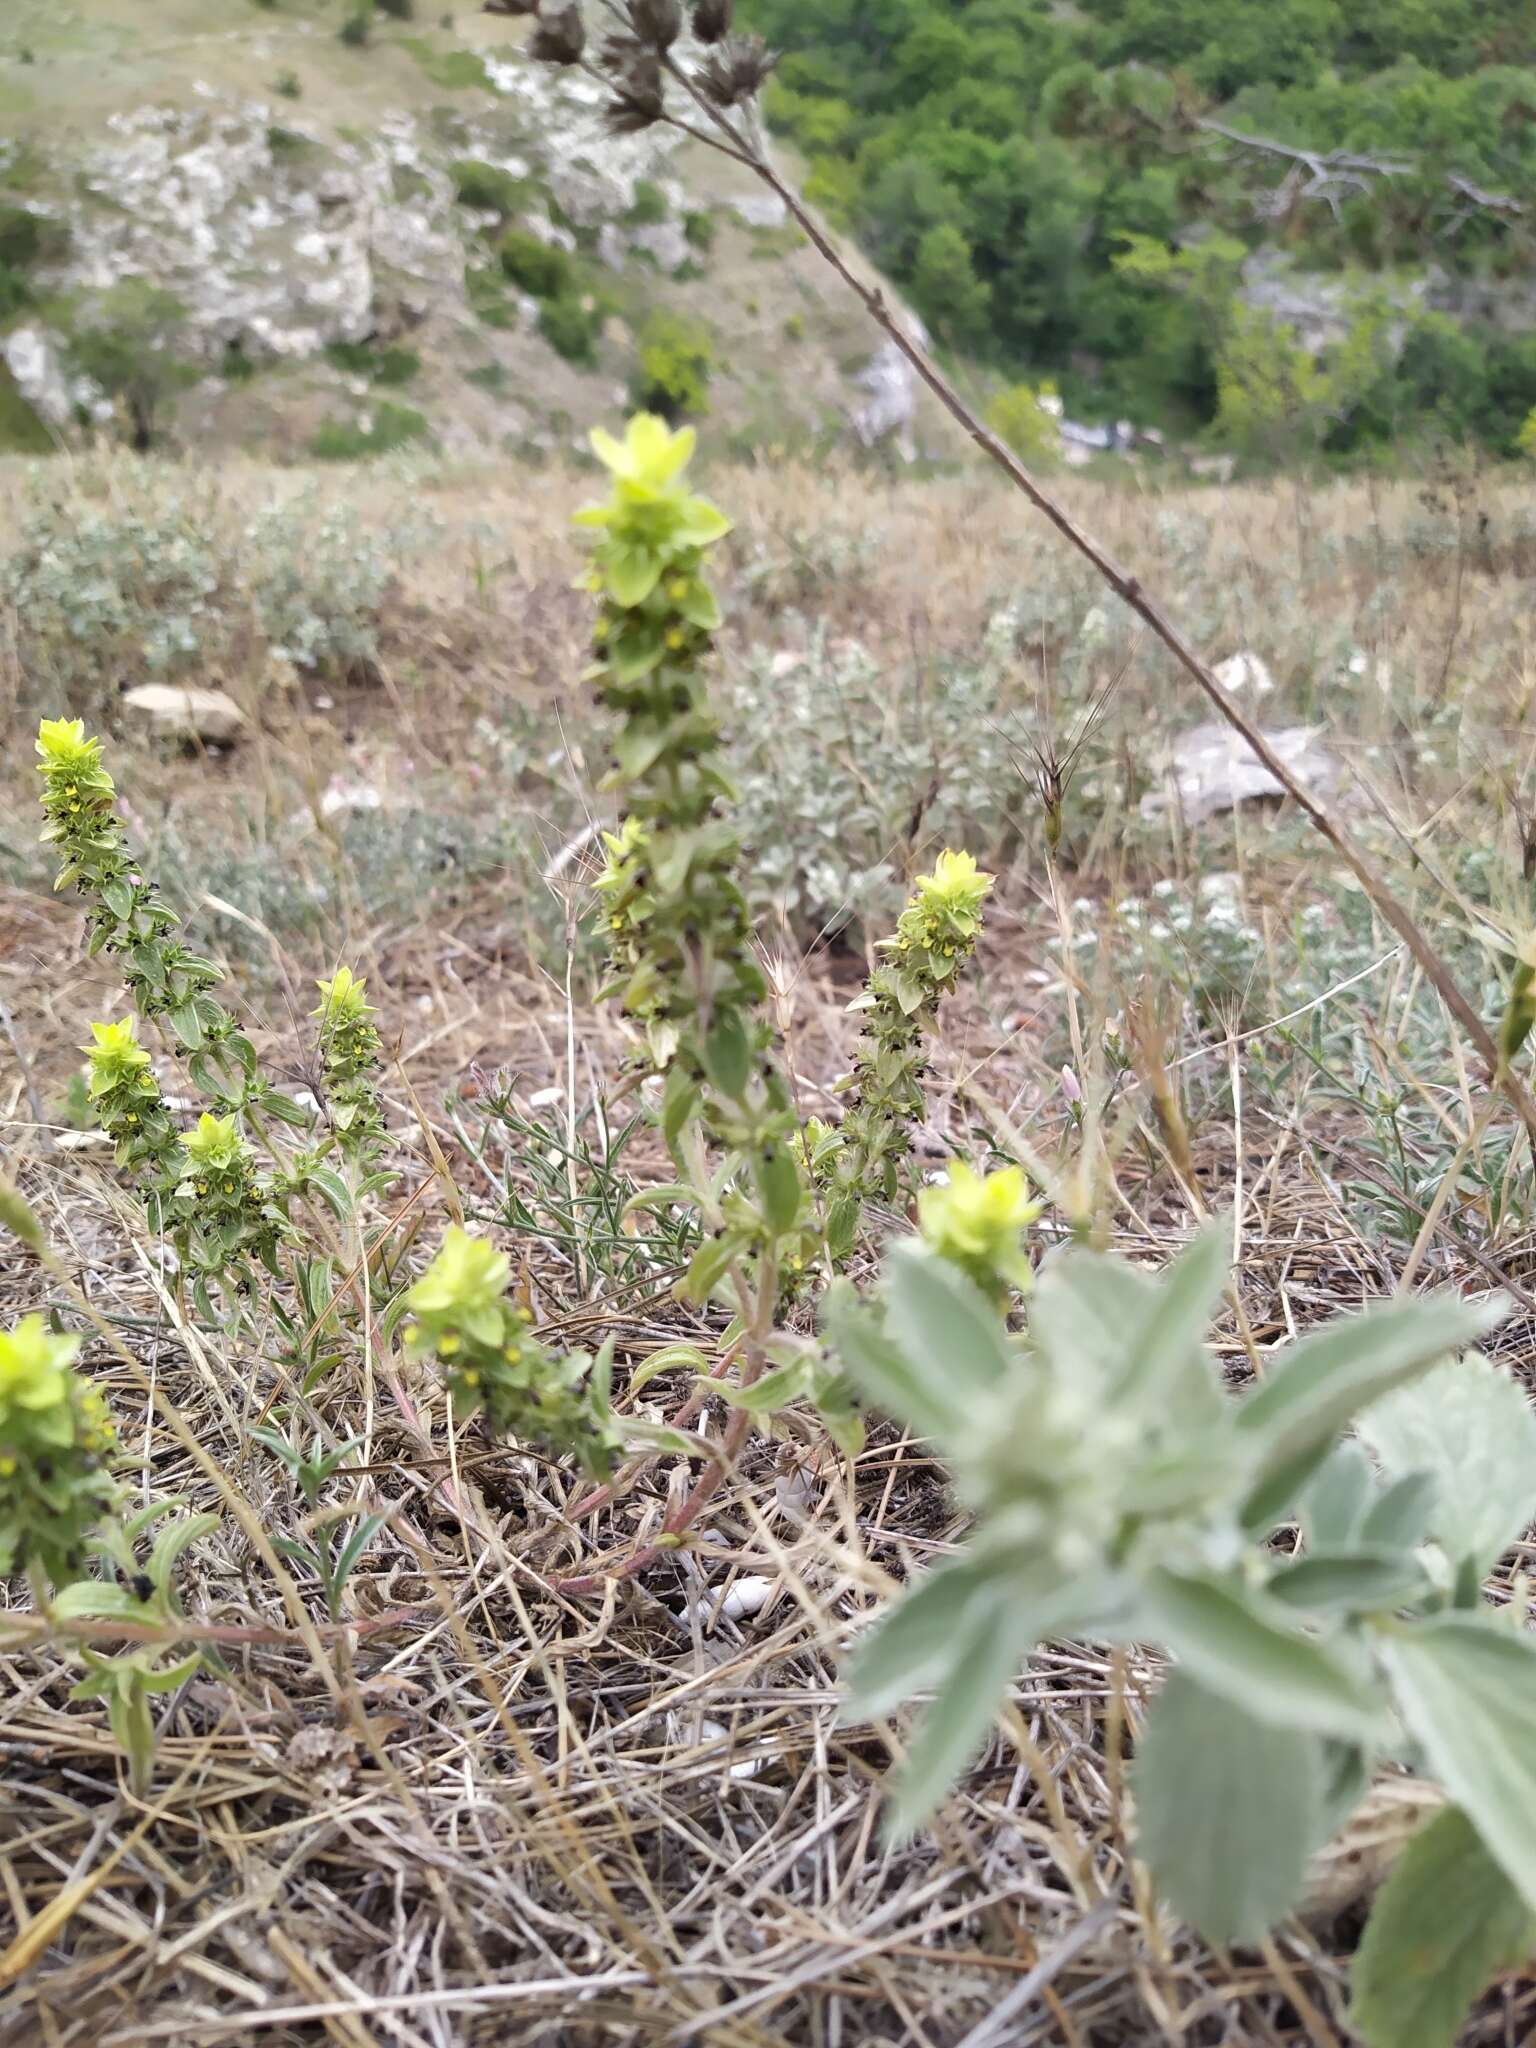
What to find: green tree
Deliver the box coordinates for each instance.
[911,222,991,351]
[65,281,199,451]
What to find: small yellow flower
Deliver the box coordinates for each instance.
[183,1112,245,1172]
[0,1316,80,1438]
[919,1159,1039,1292]
[665,627,687,650]
[84,1016,151,1096]
[589,413,697,495]
[313,965,373,1025]
[36,718,104,776]
[405,1227,511,1324]
[916,849,993,922]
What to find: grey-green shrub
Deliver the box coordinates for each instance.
[1,468,415,713]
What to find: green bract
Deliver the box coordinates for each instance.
[0,1316,119,1584]
[403,1227,619,1478]
[917,1159,1039,1297]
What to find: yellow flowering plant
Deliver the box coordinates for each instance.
[0,1317,119,1586]
[41,721,396,1333]
[401,1227,621,1479]
[37,720,306,1121]
[819,850,995,1248]
[312,966,385,1162]
[583,417,809,1296]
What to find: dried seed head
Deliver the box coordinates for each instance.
[697,31,775,107]
[529,0,585,64]
[604,82,666,132]
[598,33,664,126]
[690,0,732,44]
[629,0,681,52]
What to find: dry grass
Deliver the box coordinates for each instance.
[5,451,1536,2044]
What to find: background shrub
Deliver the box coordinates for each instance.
[498,227,573,300]
[537,291,602,365]
[308,401,431,459]
[630,311,714,420]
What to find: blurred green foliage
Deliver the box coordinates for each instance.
[745,0,1536,453]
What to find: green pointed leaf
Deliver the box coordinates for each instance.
[1142,1567,1384,1740]
[712,1356,814,1413]
[1299,1443,1375,1549]
[137,1651,204,1693]
[881,1583,1069,1841]
[823,1281,962,1441]
[1134,1671,1327,1944]
[1267,1545,1428,1615]
[264,1090,313,1128]
[882,1242,1011,1404]
[147,1511,219,1588]
[630,1342,709,1395]
[99,875,135,924]
[661,1063,701,1154]
[1361,1469,1439,1550]
[303,1165,353,1222]
[50,1582,150,1622]
[1379,1616,1536,1912]
[168,1000,204,1052]
[754,1142,803,1237]
[702,1010,752,1099]
[679,1229,747,1306]
[1350,1805,1536,2048]
[1237,1292,1505,1504]
[1358,1354,1536,1577]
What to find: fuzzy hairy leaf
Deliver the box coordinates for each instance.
[823,1280,961,1441]
[1134,1671,1327,1944]
[1357,1353,1536,1578]
[1267,1545,1429,1615]
[1029,1235,1231,1461]
[1237,1293,1505,1509]
[881,1243,1011,1407]
[842,1553,1015,1724]
[1298,1443,1375,1549]
[843,1549,1082,1728]
[1350,1804,1536,2048]
[880,1587,1059,1841]
[1379,1617,1536,1912]
[1141,1567,1384,1741]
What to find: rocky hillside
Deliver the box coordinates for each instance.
[0,0,937,461]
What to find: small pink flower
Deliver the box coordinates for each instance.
[1059,1065,1082,1104]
